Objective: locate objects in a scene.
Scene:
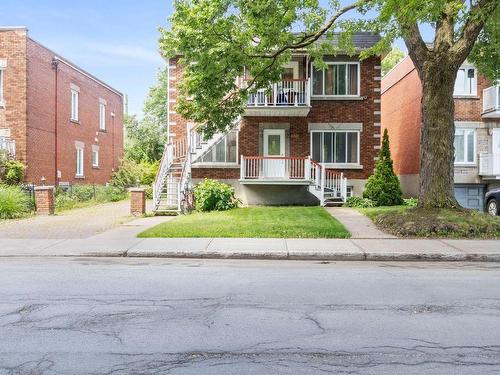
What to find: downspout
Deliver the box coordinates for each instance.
[51,58,59,186]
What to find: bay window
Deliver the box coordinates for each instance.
[200,131,238,163]
[312,62,359,96]
[311,131,359,164]
[454,129,475,164]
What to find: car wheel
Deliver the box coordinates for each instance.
[487,199,499,216]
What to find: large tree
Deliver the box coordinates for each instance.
[160,0,499,209]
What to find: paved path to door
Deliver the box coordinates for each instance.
[326,207,396,239]
[0,200,153,239]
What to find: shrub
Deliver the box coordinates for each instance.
[71,184,96,201]
[97,185,128,202]
[140,161,159,185]
[404,198,418,207]
[193,179,237,212]
[343,196,375,208]
[0,185,31,219]
[55,193,79,210]
[1,160,25,185]
[55,184,127,210]
[363,129,404,206]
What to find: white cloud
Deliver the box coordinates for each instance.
[84,42,164,64]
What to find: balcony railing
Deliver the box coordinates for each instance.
[483,84,500,117]
[0,138,15,158]
[240,156,309,180]
[479,153,500,176]
[246,79,310,107]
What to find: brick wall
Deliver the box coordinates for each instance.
[26,38,123,185]
[171,55,381,181]
[0,29,28,164]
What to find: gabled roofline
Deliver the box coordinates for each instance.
[29,37,124,98]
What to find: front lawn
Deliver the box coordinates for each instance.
[139,206,350,238]
[359,206,500,238]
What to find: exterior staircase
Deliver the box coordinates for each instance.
[153,124,237,214]
[307,159,348,206]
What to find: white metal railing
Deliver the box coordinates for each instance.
[0,138,15,158]
[240,156,308,180]
[479,153,500,176]
[309,158,348,205]
[246,79,310,107]
[483,84,500,113]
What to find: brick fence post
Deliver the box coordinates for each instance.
[129,188,146,216]
[34,186,55,215]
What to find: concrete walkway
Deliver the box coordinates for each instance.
[326,207,395,238]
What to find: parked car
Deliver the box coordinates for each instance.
[485,189,500,216]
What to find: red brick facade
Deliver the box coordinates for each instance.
[170,56,381,183]
[0,27,123,185]
[381,56,493,177]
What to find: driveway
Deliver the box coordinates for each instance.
[0,200,152,239]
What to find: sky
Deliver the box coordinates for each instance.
[0,0,173,117]
[0,1,426,117]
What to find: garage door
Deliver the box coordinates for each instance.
[454,185,485,212]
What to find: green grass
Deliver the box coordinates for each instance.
[139,206,350,238]
[358,205,500,238]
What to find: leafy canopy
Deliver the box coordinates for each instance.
[381,46,405,76]
[161,0,499,136]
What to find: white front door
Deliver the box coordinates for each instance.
[263,129,286,178]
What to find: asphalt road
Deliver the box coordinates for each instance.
[0,258,499,374]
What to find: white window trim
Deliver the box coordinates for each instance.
[76,145,84,177]
[92,145,99,168]
[453,66,477,97]
[0,68,4,107]
[99,102,106,130]
[310,130,361,167]
[311,61,361,98]
[454,128,476,166]
[71,89,79,121]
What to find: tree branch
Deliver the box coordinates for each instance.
[451,0,498,63]
[403,23,429,74]
[249,0,367,59]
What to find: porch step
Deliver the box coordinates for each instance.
[323,197,344,207]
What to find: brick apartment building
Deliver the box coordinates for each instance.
[153,33,383,211]
[382,55,500,211]
[0,27,124,186]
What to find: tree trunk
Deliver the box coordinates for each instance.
[418,63,460,209]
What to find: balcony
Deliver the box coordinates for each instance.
[240,156,311,184]
[0,138,15,158]
[244,79,311,117]
[479,153,500,177]
[482,84,500,118]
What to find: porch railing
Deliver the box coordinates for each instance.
[483,84,500,113]
[246,79,310,107]
[479,153,500,176]
[0,138,15,158]
[240,156,308,180]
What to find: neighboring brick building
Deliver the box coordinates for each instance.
[154,33,383,210]
[382,55,500,210]
[0,27,124,186]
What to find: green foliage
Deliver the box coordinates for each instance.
[55,184,128,210]
[381,46,405,76]
[193,179,238,212]
[363,129,403,206]
[0,159,25,185]
[403,198,418,207]
[124,115,166,164]
[143,68,169,127]
[344,196,375,208]
[0,185,31,219]
[469,6,500,82]
[110,159,145,189]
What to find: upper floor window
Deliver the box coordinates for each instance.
[454,128,475,164]
[454,67,476,96]
[311,131,360,164]
[0,59,6,106]
[312,62,359,97]
[200,130,238,163]
[71,89,79,121]
[99,102,106,130]
[92,146,99,168]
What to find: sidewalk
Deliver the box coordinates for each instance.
[0,235,498,261]
[325,207,395,238]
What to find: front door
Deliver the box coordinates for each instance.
[263,129,286,178]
